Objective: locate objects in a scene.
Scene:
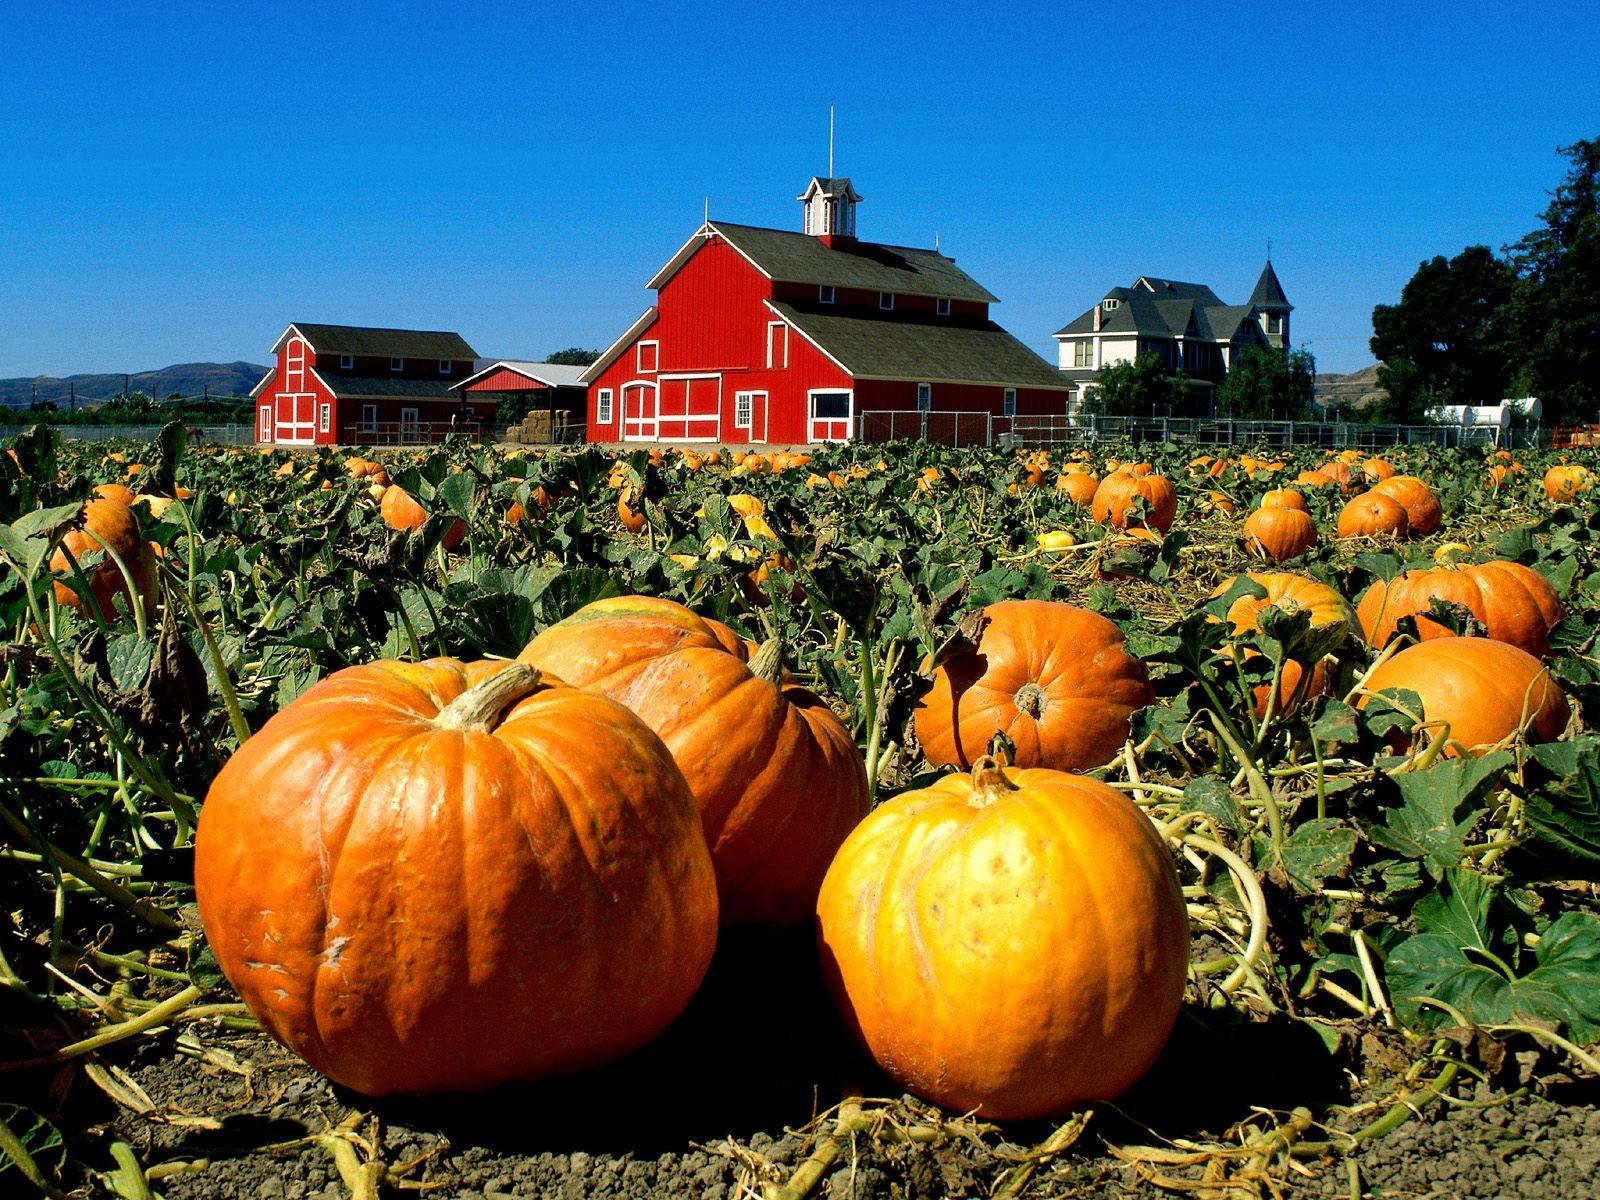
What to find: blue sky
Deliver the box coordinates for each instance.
[3,1,1596,380]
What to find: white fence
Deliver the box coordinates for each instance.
[0,424,256,445]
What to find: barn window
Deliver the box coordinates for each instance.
[818,285,835,305]
[390,357,404,372]
[339,354,354,370]
[879,292,894,311]
[438,360,452,374]
[319,403,331,433]
[638,341,659,373]
[1003,389,1017,418]
[767,322,788,369]
[812,392,850,420]
[936,298,951,317]
[735,393,753,428]
[361,404,377,433]
[916,383,931,412]
[597,389,613,424]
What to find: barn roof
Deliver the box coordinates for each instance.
[648,222,998,303]
[272,323,479,360]
[309,371,466,401]
[454,361,588,391]
[769,303,1069,389]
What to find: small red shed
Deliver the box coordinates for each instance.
[250,323,488,446]
[581,177,1070,444]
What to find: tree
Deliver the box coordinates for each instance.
[1217,346,1317,420]
[1079,353,1190,417]
[1505,137,1600,424]
[1369,245,1517,423]
[545,347,601,366]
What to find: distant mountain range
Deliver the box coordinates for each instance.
[1313,363,1385,410]
[0,362,270,410]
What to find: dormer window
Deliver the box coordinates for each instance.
[819,285,835,305]
[339,354,354,370]
[390,356,404,372]
[1102,298,1120,312]
[879,293,895,311]
[438,359,452,374]
[936,298,951,317]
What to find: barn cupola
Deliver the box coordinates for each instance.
[798,176,860,246]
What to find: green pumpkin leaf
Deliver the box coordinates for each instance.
[1367,751,1513,878]
[1280,818,1359,895]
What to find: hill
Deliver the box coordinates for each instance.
[1313,363,1386,411]
[0,362,270,410]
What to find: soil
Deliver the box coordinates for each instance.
[24,925,1600,1199]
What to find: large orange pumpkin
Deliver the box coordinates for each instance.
[193,659,718,1096]
[1091,471,1177,533]
[1055,470,1098,506]
[1336,491,1410,539]
[1242,505,1318,561]
[1212,573,1359,714]
[1362,638,1568,757]
[1371,475,1442,535]
[1544,464,1594,503]
[50,498,156,622]
[1259,487,1308,512]
[519,596,869,927]
[815,758,1189,1118]
[1356,561,1562,657]
[914,600,1153,771]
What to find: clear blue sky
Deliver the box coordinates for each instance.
[3,1,1596,380]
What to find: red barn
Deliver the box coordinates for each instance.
[582,178,1070,444]
[251,323,488,446]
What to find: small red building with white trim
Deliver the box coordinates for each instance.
[581,178,1070,444]
[250,323,488,446]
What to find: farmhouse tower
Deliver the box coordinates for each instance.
[1249,259,1293,350]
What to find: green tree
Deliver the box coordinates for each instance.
[1217,346,1317,420]
[1505,137,1600,425]
[1080,352,1190,416]
[1369,245,1517,423]
[545,347,601,366]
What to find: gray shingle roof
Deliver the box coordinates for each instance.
[653,222,998,303]
[1248,261,1292,310]
[311,372,468,401]
[280,323,478,360]
[1054,267,1283,342]
[771,303,1068,389]
[454,361,588,390]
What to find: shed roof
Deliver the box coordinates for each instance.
[454,361,588,391]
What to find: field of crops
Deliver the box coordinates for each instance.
[4,422,1600,1199]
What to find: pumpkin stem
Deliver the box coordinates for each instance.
[968,755,1020,807]
[435,663,543,733]
[748,635,786,684]
[1013,682,1048,719]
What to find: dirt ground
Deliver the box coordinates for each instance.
[32,926,1589,1199]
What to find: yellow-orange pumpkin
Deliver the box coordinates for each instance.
[815,758,1189,1118]
[379,484,466,550]
[50,498,156,622]
[1356,561,1563,657]
[1091,471,1177,533]
[914,600,1153,771]
[1242,505,1319,561]
[1544,464,1594,503]
[1371,475,1442,535]
[193,659,718,1095]
[1337,491,1410,539]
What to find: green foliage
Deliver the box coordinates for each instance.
[1079,352,1192,416]
[544,347,602,366]
[1217,346,1317,420]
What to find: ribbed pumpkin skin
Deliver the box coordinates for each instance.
[520,597,869,927]
[1357,561,1563,656]
[1364,638,1569,756]
[193,659,718,1096]
[1242,506,1318,561]
[1091,472,1177,533]
[1371,475,1442,535]
[815,764,1189,1118]
[1337,491,1410,539]
[914,600,1153,772]
[51,498,155,621]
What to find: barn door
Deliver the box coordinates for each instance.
[622,383,657,440]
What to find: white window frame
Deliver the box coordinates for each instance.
[339,353,354,369]
[766,321,788,369]
[936,297,951,317]
[818,285,835,305]
[390,356,404,372]
[916,383,932,412]
[360,404,378,433]
[400,407,420,443]
[1074,340,1093,368]
[879,292,894,311]
[318,402,331,433]
[1003,389,1017,418]
[807,389,853,443]
[1102,298,1120,311]
[438,359,452,374]
[596,388,613,424]
[735,392,753,429]
[637,341,659,373]
[258,405,272,441]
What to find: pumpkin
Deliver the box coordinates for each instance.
[1362,638,1568,757]
[815,757,1189,1118]
[519,597,869,927]
[50,498,156,622]
[1336,491,1410,539]
[1370,475,1442,535]
[379,484,466,550]
[1295,469,1339,490]
[1363,457,1396,483]
[1259,487,1308,512]
[914,600,1153,772]
[92,482,138,506]
[617,486,647,533]
[1212,573,1359,714]
[1091,471,1177,533]
[1204,490,1237,517]
[1242,505,1318,561]
[193,659,718,1095]
[1055,470,1098,506]
[1356,561,1563,657]
[1544,464,1593,503]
